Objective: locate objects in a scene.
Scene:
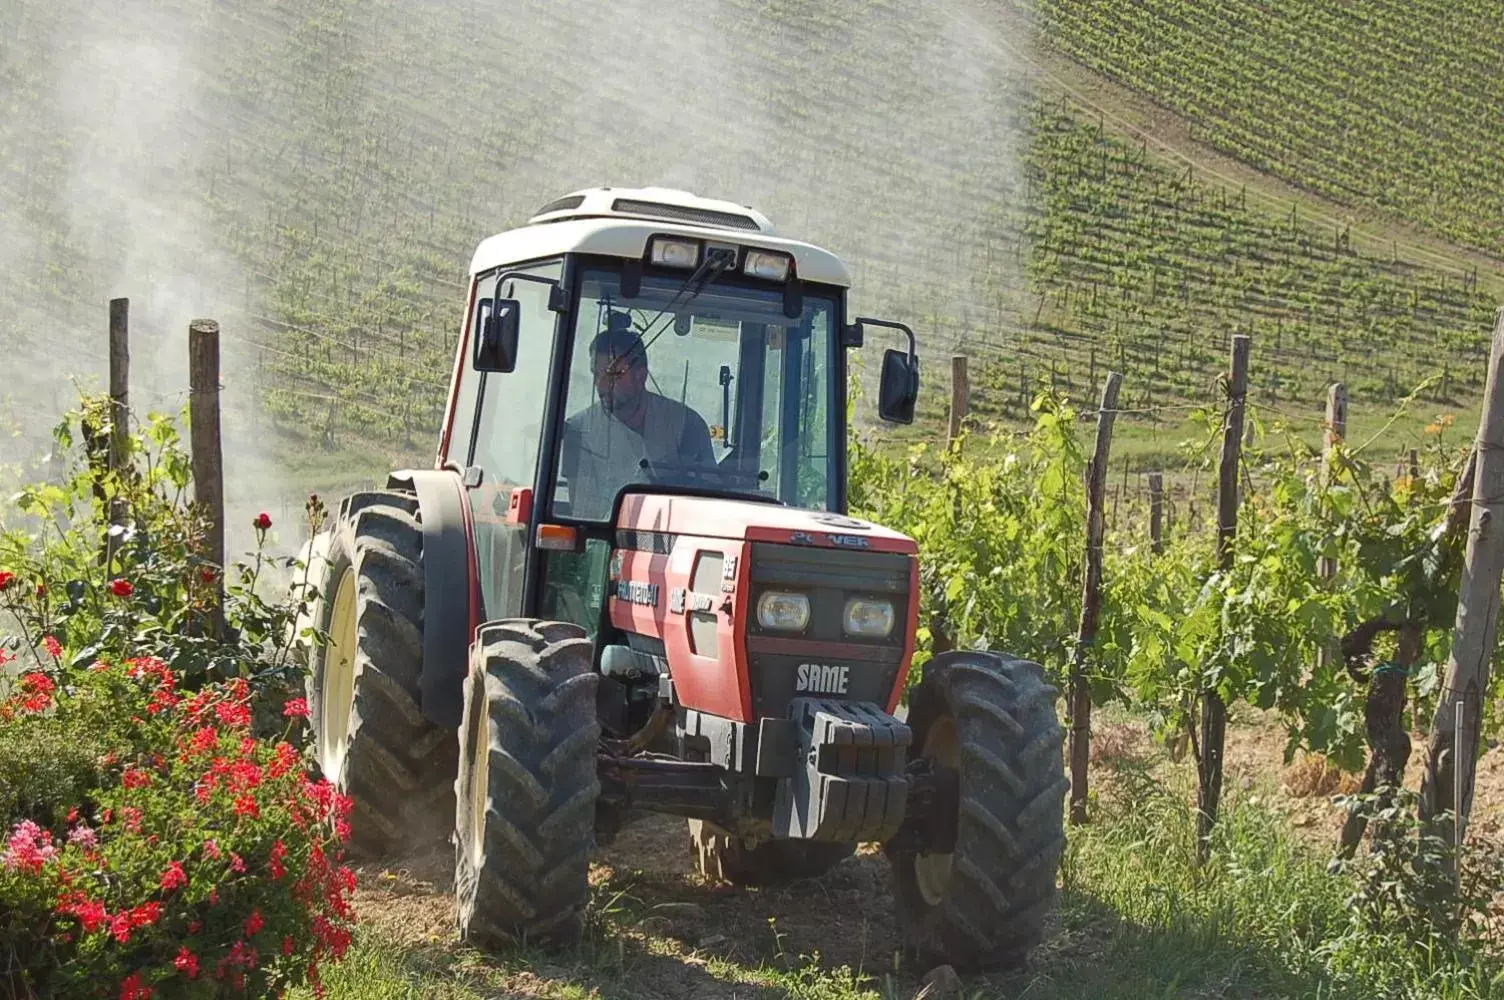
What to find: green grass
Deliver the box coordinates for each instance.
[288,737,1504,1000]
[1025,0,1504,259]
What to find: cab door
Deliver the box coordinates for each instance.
[446,260,564,621]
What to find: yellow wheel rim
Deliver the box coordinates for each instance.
[914,714,960,907]
[320,566,358,782]
[465,668,489,867]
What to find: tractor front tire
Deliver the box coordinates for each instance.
[886,651,1068,971]
[455,619,600,950]
[688,820,855,886]
[306,490,457,859]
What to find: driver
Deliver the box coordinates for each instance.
[560,324,715,519]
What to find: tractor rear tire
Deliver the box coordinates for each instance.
[306,490,457,859]
[455,619,600,950]
[688,820,855,886]
[886,651,1067,971]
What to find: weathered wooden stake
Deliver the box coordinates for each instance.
[106,298,130,566]
[1068,371,1123,826]
[1419,308,1504,858]
[948,355,970,449]
[1149,472,1165,554]
[189,319,226,639]
[1316,383,1348,674]
[1199,334,1250,862]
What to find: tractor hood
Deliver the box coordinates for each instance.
[617,492,917,555]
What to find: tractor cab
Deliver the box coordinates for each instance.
[437,187,920,635]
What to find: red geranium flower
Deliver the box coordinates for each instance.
[109,911,133,944]
[0,571,14,591]
[159,860,188,891]
[253,512,272,531]
[215,700,252,729]
[122,767,153,790]
[174,946,200,979]
[42,635,62,659]
[131,901,162,927]
[283,697,310,719]
[244,909,265,936]
[119,971,153,1000]
[109,578,134,598]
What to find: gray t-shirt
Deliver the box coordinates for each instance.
[560,393,715,520]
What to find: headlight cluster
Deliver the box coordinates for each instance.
[754,591,896,638]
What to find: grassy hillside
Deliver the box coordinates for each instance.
[1025,0,1504,259]
[0,0,1497,479]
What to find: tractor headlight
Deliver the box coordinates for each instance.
[843,597,896,638]
[649,237,701,268]
[743,249,792,281]
[757,591,810,631]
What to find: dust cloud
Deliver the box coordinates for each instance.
[0,0,1038,548]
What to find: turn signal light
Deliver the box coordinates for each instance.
[535,523,580,551]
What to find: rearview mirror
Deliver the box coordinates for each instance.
[473,297,520,373]
[878,349,918,424]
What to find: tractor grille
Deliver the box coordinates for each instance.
[744,543,913,718]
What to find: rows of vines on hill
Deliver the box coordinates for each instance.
[1,0,1497,460]
[1024,0,1504,259]
[852,390,1488,772]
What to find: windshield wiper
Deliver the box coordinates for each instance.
[632,248,736,358]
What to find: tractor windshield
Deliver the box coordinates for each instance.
[555,267,838,522]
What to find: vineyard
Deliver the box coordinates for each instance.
[1024,0,1504,259]
[6,1,1504,994]
[0,0,1497,475]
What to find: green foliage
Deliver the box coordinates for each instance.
[851,389,1087,680]
[0,712,111,831]
[0,396,320,725]
[1331,788,1504,957]
[853,390,1479,766]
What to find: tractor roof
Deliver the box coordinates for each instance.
[469,186,852,288]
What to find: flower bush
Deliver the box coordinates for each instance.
[0,655,356,998]
[0,394,353,998]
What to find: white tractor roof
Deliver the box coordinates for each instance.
[468,186,852,288]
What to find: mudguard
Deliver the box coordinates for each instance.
[388,468,474,729]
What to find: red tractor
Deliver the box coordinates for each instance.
[298,187,1067,969]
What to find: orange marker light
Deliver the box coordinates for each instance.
[535,523,580,551]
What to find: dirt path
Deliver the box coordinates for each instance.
[350,817,917,1000]
[342,713,1504,999]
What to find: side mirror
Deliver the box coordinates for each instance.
[878,348,919,424]
[473,297,520,373]
[851,316,920,425]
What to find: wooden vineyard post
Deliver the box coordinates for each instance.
[948,355,970,450]
[1419,308,1504,860]
[189,319,227,640]
[1149,472,1165,554]
[1316,383,1347,674]
[1068,371,1123,826]
[105,298,130,567]
[1199,334,1250,862]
